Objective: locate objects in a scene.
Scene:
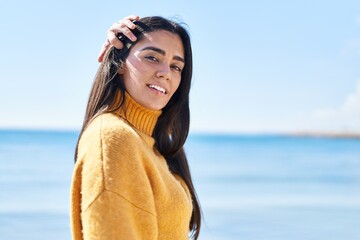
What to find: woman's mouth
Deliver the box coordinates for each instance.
[147,84,167,94]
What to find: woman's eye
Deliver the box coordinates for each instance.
[145,56,158,62]
[171,65,182,72]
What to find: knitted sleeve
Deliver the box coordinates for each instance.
[77,114,158,240]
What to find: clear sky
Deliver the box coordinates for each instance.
[1,0,359,134]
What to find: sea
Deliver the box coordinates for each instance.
[0,130,359,240]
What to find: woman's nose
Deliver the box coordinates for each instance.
[155,64,171,80]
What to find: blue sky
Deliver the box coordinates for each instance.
[1,0,359,133]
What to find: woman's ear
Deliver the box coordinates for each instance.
[118,65,125,75]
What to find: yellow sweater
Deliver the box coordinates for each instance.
[70,92,193,239]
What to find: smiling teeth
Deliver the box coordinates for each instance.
[148,84,166,94]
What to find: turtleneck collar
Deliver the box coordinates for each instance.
[113,91,162,136]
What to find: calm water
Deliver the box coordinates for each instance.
[0,130,359,240]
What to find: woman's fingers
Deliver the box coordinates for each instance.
[108,23,125,48]
[124,18,136,29]
[97,15,140,63]
[97,39,112,63]
[121,19,137,41]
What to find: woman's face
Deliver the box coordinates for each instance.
[120,30,185,110]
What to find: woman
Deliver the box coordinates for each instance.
[70,16,201,239]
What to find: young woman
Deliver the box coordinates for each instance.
[70,16,201,239]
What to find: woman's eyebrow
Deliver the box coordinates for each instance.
[140,46,185,63]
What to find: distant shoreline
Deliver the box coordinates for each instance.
[289,132,360,139]
[1,128,360,139]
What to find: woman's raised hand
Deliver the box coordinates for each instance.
[97,15,140,62]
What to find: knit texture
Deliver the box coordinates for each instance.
[70,92,193,239]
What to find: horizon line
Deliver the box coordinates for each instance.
[1,127,360,139]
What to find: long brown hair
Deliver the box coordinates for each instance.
[75,16,201,239]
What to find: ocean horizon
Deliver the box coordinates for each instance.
[1,129,359,239]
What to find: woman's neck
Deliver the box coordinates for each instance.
[114,91,162,136]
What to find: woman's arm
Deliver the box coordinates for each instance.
[81,190,157,239]
[97,15,139,62]
[75,114,158,239]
